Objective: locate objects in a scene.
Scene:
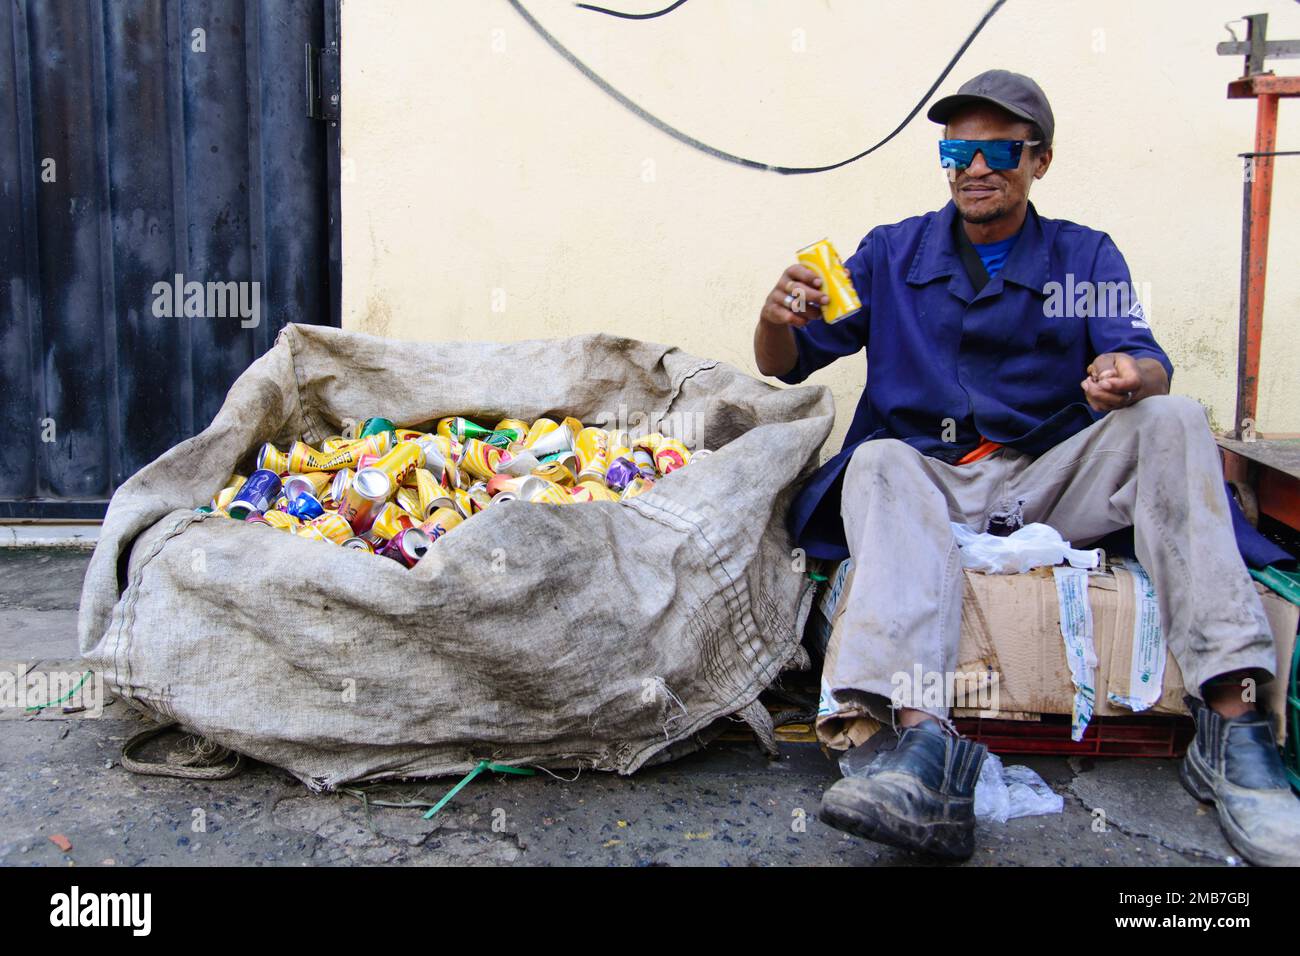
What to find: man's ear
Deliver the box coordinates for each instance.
[1034,147,1053,180]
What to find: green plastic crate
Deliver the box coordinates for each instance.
[1251,566,1300,792]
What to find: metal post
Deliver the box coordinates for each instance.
[1234,92,1279,439]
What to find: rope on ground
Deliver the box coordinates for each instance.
[120,720,246,780]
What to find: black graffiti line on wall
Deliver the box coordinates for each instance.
[509,0,1007,175]
[576,0,691,20]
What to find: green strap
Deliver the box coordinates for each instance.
[486,762,536,776]
[1251,567,1300,608]
[24,670,92,713]
[422,760,536,820]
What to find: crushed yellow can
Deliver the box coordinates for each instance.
[796,237,861,324]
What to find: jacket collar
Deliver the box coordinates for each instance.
[906,200,1049,296]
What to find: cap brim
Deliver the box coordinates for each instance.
[926,93,1037,128]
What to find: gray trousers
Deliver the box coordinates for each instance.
[831,395,1276,720]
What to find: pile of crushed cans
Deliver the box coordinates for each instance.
[196,416,709,568]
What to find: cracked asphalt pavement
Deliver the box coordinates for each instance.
[1,548,1245,867]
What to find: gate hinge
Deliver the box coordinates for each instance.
[305,41,340,123]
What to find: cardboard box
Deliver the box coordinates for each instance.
[815,563,1298,747]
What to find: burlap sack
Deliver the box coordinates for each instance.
[79,324,833,790]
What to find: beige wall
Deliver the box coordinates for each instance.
[341,0,1300,455]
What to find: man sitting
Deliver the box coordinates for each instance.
[753,70,1300,865]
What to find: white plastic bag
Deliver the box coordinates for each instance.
[974,752,1012,822]
[951,522,1101,575]
[974,752,1066,823]
[1004,764,1066,818]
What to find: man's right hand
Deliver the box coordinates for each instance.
[760,264,829,329]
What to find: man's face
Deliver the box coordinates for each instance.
[945,104,1052,225]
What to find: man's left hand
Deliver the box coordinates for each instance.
[1081,352,1143,412]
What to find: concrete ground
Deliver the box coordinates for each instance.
[0,547,1247,867]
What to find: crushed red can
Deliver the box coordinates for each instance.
[380,527,431,567]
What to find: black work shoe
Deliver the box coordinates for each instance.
[819,720,987,861]
[1180,696,1300,867]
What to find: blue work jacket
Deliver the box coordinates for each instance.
[779,200,1173,562]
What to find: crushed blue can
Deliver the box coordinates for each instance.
[287,491,325,521]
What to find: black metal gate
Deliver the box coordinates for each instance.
[0,0,340,518]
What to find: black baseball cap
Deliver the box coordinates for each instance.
[927,69,1054,148]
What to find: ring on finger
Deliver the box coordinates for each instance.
[783,293,795,309]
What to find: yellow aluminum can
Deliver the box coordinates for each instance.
[530,460,575,487]
[262,510,301,532]
[460,438,503,480]
[309,512,354,545]
[796,238,861,324]
[522,478,574,505]
[289,441,335,473]
[654,437,692,475]
[256,443,289,474]
[632,433,663,455]
[452,488,475,519]
[620,476,655,500]
[369,502,416,543]
[283,471,332,502]
[575,426,610,480]
[572,479,619,502]
[212,474,247,511]
[318,431,394,471]
[522,418,559,449]
[607,429,632,461]
[420,507,463,541]
[395,486,422,516]
[371,440,426,488]
[414,468,451,517]
[466,484,491,513]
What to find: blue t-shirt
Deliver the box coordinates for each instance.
[973,231,1019,278]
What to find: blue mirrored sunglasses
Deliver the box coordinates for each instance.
[938,139,1040,171]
